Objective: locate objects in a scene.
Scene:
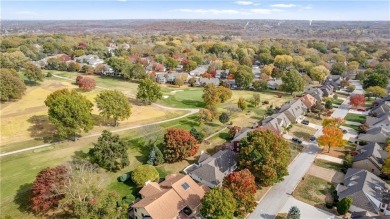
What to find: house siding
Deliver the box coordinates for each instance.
[352,160,381,176]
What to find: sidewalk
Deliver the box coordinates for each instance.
[316,154,343,164]
[344,121,362,126]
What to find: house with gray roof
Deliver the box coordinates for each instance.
[366,112,390,128]
[336,168,390,216]
[278,99,308,123]
[306,87,324,102]
[352,143,389,176]
[230,127,253,152]
[370,101,390,117]
[190,65,209,76]
[262,112,291,134]
[197,78,220,87]
[321,84,334,97]
[267,78,283,90]
[74,55,104,67]
[358,126,390,145]
[184,150,237,188]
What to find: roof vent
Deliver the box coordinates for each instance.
[348,181,357,187]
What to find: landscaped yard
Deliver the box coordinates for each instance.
[332,98,344,105]
[314,159,343,172]
[344,113,366,123]
[304,113,323,125]
[293,174,335,207]
[342,124,360,131]
[158,87,205,108]
[290,123,317,141]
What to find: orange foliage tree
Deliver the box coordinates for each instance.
[318,118,346,152]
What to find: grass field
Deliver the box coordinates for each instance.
[314,159,344,172]
[158,87,205,108]
[293,174,334,206]
[290,124,317,141]
[344,113,366,123]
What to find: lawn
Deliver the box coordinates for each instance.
[158,87,205,108]
[314,159,343,172]
[344,113,366,123]
[342,124,360,132]
[304,113,323,126]
[332,98,344,105]
[293,174,335,206]
[290,123,317,141]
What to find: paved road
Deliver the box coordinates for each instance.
[248,142,319,219]
[0,74,199,157]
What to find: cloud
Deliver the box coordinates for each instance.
[176,9,240,15]
[271,4,297,8]
[303,6,313,10]
[235,1,254,5]
[117,0,127,2]
[250,8,284,14]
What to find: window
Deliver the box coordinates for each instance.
[181,182,190,190]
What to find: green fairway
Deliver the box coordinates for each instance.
[158,87,205,108]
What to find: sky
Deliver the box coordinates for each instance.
[1,0,389,21]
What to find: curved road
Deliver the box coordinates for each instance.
[0,74,199,157]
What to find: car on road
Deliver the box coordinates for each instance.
[310,136,316,141]
[301,120,310,125]
[292,137,303,144]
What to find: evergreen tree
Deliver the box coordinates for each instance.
[287,206,301,219]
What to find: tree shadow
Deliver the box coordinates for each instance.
[24,80,40,87]
[92,114,112,126]
[71,150,89,162]
[14,183,33,214]
[27,115,59,143]
[181,100,205,108]
[128,98,146,106]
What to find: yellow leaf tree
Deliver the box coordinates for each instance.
[382,144,390,175]
[318,118,346,153]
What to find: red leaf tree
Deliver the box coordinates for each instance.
[78,77,96,91]
[31,165,69,214]
[163,128,199,163]
[349,94,366,109]
[223,169,257,217]
[229,126,241,138]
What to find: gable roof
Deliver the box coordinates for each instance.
[366,112,390,127]
[353,142,389,169]
[306,87,324,101]
[300,94,317,108]
[337,168,390,215]
[358,126,390,143]
[187,150,237,186]
[279,99,307,121]
[132,174,208,219]
[371,101,390,117]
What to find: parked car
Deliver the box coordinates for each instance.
[310,136,316,141]
[301,120,310,125]
[292,137,303,144]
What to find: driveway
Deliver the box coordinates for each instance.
[340,125,358,142]
[248,142,319,219]
[279,197,339,219]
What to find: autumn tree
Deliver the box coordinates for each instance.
[365,86,388,98]
[346,84,356,93]
[317,118,346,153]
[223,169,257,217]
[24,62,44,83]
[78,77,96,91]
[381,144,390,175]
[229,126,241,138]
[238,130,290,186]
[31,165,68,214]
[200,187,237,219]
[0,68,26,101]
[45,89,94,140]
[163,128,199,163]
[217,86,232,103]
[350,94,366,109]
[95,90,131,126]
[252,93,261,107]
[237,97,247,111]
[174,77,184,87]
[131,164,159,187]
[235,66,254,89]
[136,78,162,104]
[331,62,346,75]
[281,69,304,94]
[202,84,221,114]
[198,108,214,123]
[309,65,329,83]
[0,51,28,70]
[131,64,146,79]
[274,55,293,70]
[89,130,129,172]
[183,59,197,71]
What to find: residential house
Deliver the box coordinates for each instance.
[366,112,390,128]
[131,174,208,219]
[197,78,220,87]
[216,69,229,79]
[156,73,167,84]
[351,211,389,218]
[300,94,317,109]
[336,168,390,216]
[184,150,237,188]
[371,101,390,117]
[172,72,189,82]
[230,127,253,152]
[278,99,308,123]
[74,55,104,67]
[306,87,324,102]
[358,126,390,145]
[221,79,237,89]
[321,84,334,97]
[352,142,389,176]
[262,112,291,134]
[176,64,184,71]
[325,75,342,90]
[267,78,283,90]
[252,65,261,79]
[190,65,209,76]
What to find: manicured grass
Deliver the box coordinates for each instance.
[344,113,366,123]
[289,143,303,163]
[158,88,205,108]
[290,124,317,141]
[343,124,360,131]
[304,113,323,126]
[332,98,344,105]
[293,175,334,205]
[314,159,343,172]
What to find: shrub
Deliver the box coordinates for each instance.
[46,72,53,77]
[78,77,96,91]
[337,197,352,215]
[287,206,300,219]
[263,100,269,104]
[131,165,159,187]
[219,112,230,124]
[118,173,130,182]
